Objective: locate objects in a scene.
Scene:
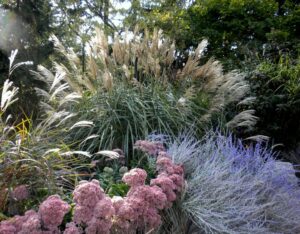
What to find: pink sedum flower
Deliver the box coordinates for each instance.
[0,210,41,234]
[73,180,104,208]
[12,185,29,201]
[73,205,94,225]
[63,222,81,234]
[122,168,147,187]
[111,196,125,213]
[156,156,173,173]
[125,196,145,220]
[9,215,24,232]
[72,180,115,234]
[172,164,184,176]
[0,220,16,234]
[112,196,135,231]
[151,174,177,203]
[117,202,135,221]
[19,210,42,234]
[156,153,184,176]
[143,207,162,229]
[134,140,165,156]
[157,151,171,160]
[119,185,166,230]
[147,186,168,210]
[94,196,115,219]
[38,195,70,230]
[86,218,112,234]
[169,174,185,191]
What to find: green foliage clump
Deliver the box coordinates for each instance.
[250,55,300,151]
[96,166,129,197]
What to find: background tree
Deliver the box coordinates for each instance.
[0,0,54,118]
[0,0,124,118]
[125,0,300,69]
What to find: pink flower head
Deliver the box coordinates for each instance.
[12,185,29,201]
[73,180,104,207]
[125,196,145,218]
[134,140,165,156]
[143,207,162,229]
[63,222,81,234]
[38,195,70,230]
[117,201,135,221]
[86,217,112,234]
[169,174,185,191]
[156,155,173,173]
[0,220,16,234]
[84,218,97,234]
[0,211,41,234]
[172,164,184,176]
[73,205,93,225]
[157,151,171,159]
[122,168,147,187]
[94,196,115,219]
[72,181,116,233]
[151,174,177,203]
[156,153,184,176]
[112,198,135,232]
[127,185,148,199]
[112,197,135,230]
[147,186,168,210]
[20,210,42,233]
[112,196,124,213]
[9,215,24,232]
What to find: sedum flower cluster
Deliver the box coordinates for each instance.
[112,151,184,233]
[134,140,165,156]
[11,185,29,201]
[0,141,184,234]
[151,151,184,207]
[0,195,70,233]
[69,179,115,234]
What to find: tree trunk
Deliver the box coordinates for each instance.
[103,0,109,29]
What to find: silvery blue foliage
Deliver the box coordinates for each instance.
[167,132,300,234]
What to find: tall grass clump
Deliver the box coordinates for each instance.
[0,51,92,217]
[43,27,257,160]
[73,83,194,158]
[165,132,300,233]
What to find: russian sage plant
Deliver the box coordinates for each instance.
[167,132,300,234]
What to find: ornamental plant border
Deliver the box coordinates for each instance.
[0,141,184,234]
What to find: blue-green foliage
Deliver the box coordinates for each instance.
[167,132,300,233]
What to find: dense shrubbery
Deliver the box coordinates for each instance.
[250,55,300,153]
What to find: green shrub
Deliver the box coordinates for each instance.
[250,54,300,152]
